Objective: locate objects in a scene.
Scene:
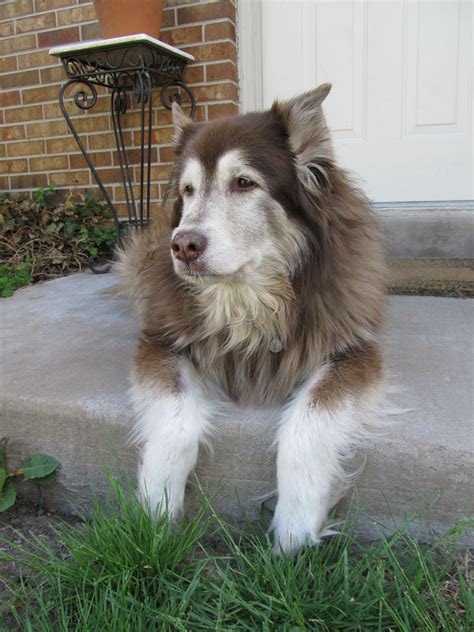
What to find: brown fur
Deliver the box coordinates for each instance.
[133,337,182,395]
[117,100,387,405]
[311,345,384,412]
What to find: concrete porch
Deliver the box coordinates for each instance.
[1,272,472,541]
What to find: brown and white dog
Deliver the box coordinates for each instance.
[118,84,386,554]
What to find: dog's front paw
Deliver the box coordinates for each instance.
[138,478,183,520]
[271,505,323,555]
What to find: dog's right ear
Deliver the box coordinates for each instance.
[272,84,334,194]
[172,101,193,145]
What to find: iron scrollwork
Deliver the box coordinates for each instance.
[56,41,195,273]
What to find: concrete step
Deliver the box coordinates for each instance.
[376,202,473,259]
[1,273,472,541]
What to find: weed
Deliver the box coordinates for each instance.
[0,185,117,297]
[0,438,59,512]
[0,475,471,631]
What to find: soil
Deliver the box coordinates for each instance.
[388,259,474,298]
[0,498,80,628]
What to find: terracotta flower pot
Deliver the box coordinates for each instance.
[93,0,165,40]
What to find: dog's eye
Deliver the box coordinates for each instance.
[183,184,194,196]
[236,176,255,190]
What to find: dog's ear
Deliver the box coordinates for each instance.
[272,84,334,193]
[171,101,193,145]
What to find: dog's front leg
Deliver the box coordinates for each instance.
[130,339,213,518]
[272,346,383,555]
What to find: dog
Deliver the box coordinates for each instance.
[117,84,386,554]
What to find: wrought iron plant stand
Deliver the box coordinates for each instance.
[50,35,196,271]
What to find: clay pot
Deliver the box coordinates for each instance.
[93,0,165,40]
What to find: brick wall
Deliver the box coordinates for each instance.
[0,0,239,219]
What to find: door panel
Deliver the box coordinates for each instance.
[260,0,472,202]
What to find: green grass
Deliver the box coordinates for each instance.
[0,262,32,298]
[1,478,472,631]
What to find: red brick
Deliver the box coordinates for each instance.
[8,140,45,157]
[46,136,80,153]
[150,164,173,180]
[178,2,235,26]
[0,0,33,19]
[23,84,59,104]
[207,102,239,120]
[18,49,56,69]
[57,4,97,25]
[206,61,237,82]
[49,171,91,186]
[27,119,67,137]
[81,22,100,40]
[35,0,76,10]
[0,159,28,174]
[159,145,175,163]
[0,21,14,37]
[193,82,238,103]
[88,132,131,150]
[38,27,80,48]
[4,105,43,124]
[94,168,122,184]
[30,154,68,171]
[161,25,202,46]
[205,20,235,42]
[0,34,36,54]
[121,111,148,129]
[0,91,21,107]
[1,69,40,90]
[162,8,175,28]
[9,174,48,189]
[114,183,160,203]
[40,65,65,83]
[112,147,158,166]
[149,127,173,145]
[43,102,63,119]
[16,12,56,33]
[0,56,18,73]
[70,151,112,169]
[182,41,236,64]
[70,115,110,134]
[0,125,26,141]
[184,64,204,84]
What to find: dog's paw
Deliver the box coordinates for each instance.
[138,481,183,520]
[271,506,323,556]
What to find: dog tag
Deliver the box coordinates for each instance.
[269,337,283,353]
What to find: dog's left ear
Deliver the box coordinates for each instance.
[171,101,193,145]
[272,84,334,192]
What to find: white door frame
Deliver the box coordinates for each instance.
[237,0,264,112]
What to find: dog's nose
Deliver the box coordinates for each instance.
[171,231,208,262]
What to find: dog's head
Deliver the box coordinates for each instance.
[170,84,333,283]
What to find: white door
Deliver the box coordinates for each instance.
[245,0,473,203]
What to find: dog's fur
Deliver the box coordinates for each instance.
[117,84,387,554]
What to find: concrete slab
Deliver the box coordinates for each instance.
[1,273,473,541]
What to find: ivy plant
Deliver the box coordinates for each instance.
[0,184,118,297]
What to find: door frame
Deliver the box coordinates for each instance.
[237,0,264,112]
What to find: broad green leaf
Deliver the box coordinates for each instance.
[22,454,59,480]
[0,467,5,491]
[37,470,57,484]
[0,483,16,512]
